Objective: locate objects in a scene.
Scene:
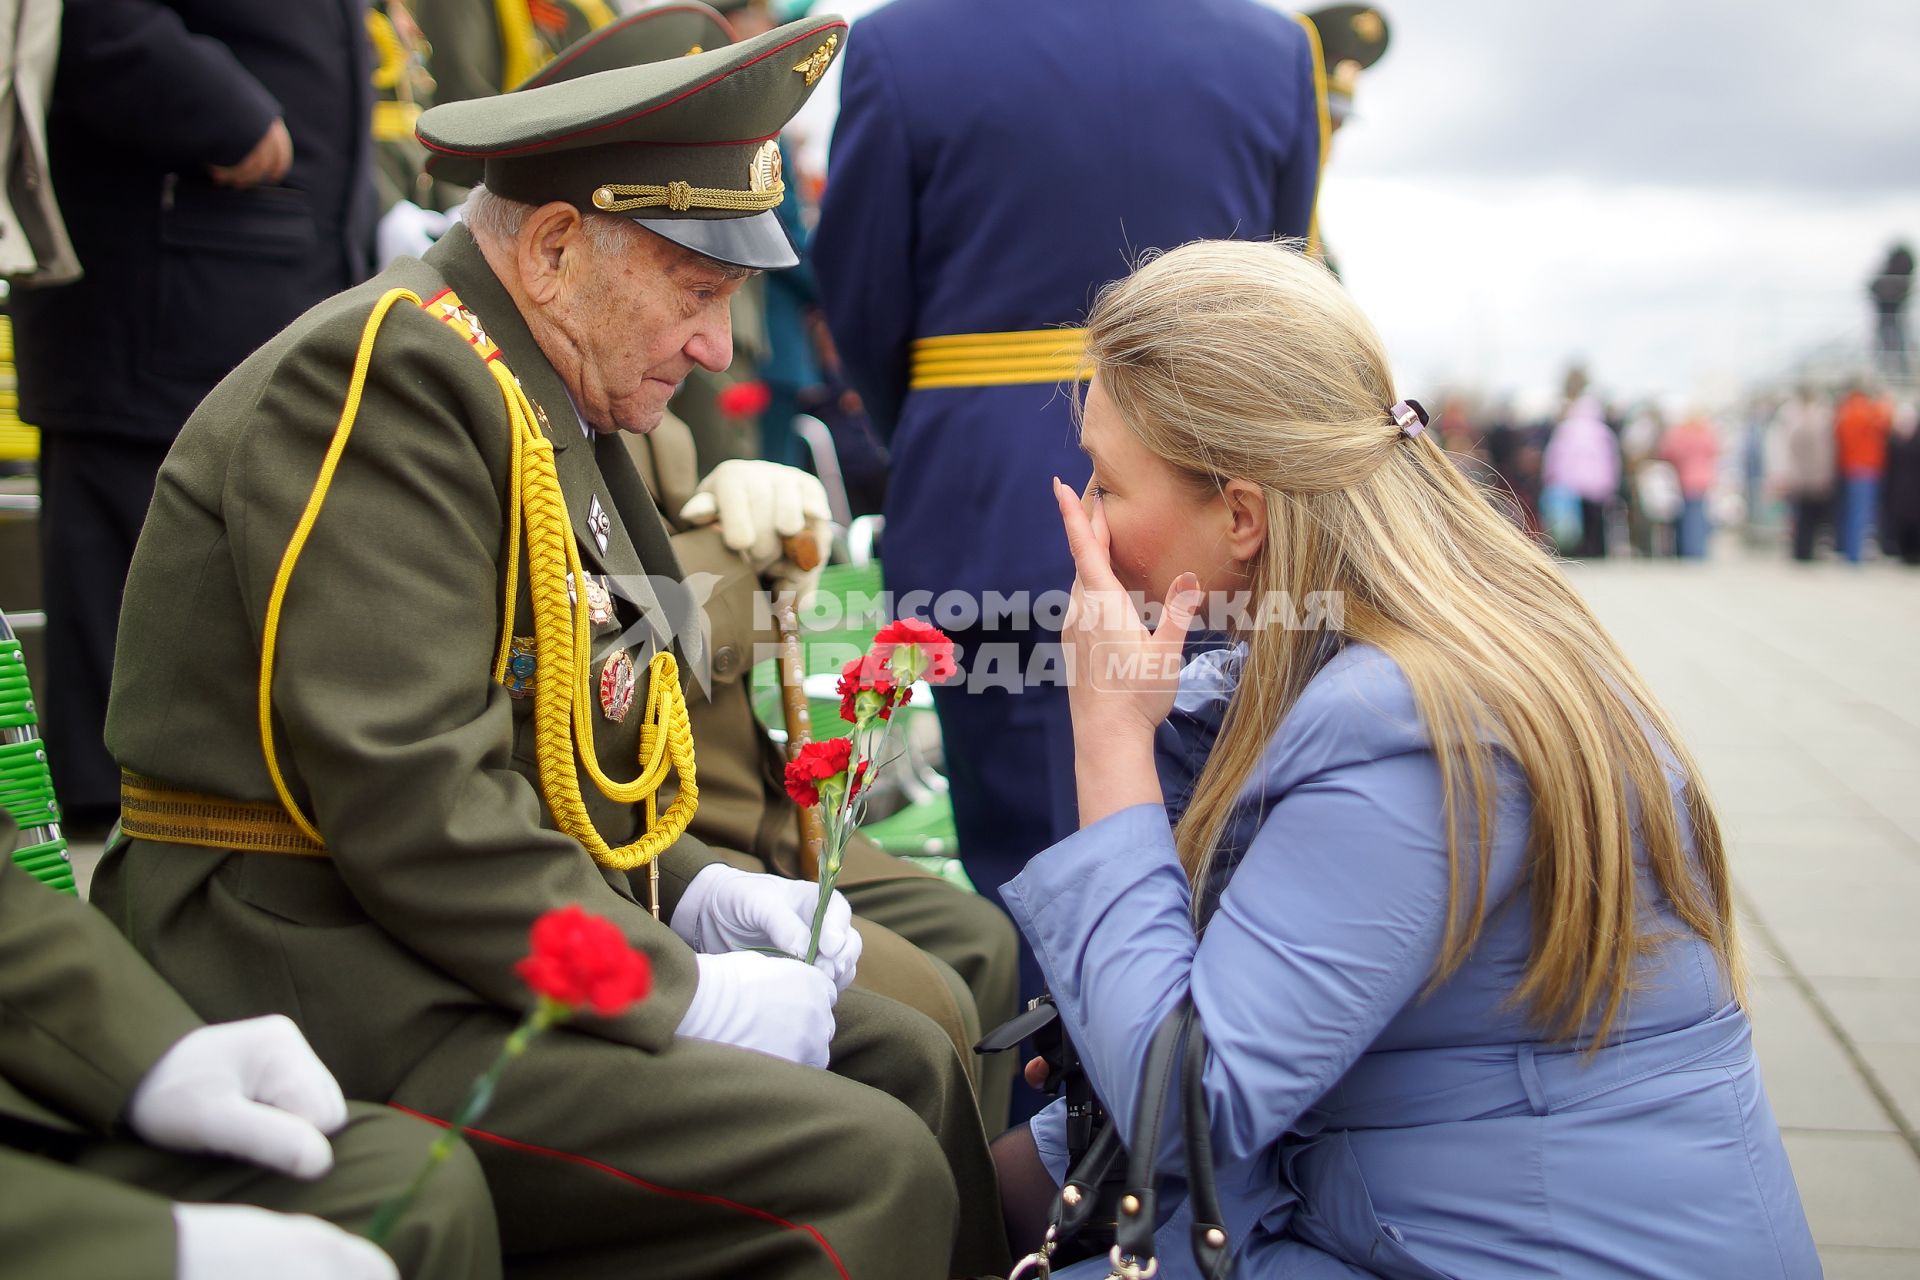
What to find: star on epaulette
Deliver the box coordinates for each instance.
[439,300,490,350]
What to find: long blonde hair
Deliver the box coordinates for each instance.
[1083,240,1740,1045]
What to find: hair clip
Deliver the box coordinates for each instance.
[1389,399,1428,439]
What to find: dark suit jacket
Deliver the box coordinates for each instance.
[10,0,377,441]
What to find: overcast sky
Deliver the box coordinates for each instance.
[793,0,1920,414]
[1312,0,1920,413]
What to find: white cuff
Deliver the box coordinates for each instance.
[669,863,749,951]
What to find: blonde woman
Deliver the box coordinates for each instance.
[994,241,1817,1277]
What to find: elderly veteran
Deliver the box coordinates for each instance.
[89,18,1006,1279]
[424,0,1022,1127]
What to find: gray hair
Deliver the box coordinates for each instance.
[464,184,645,255]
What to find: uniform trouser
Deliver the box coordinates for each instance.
[930,633,1079,1124]
[35,429,174,819]
[3,1102,500,1280]
[698,835,1020,1132]
[388,986,1009,1280]
[839,846,1020,1128]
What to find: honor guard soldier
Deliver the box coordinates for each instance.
[91,16,1007,1278]
[812,0,1329,1114]
[1300,3,1393,278]
[428,0,1022,1128]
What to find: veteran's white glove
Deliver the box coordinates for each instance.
[671,863,860,990]
[127,1015,347,1181]
[174,1204,398,1280]
[676,951,837,1069]
[678,460,832,603]
[376,199,453,268]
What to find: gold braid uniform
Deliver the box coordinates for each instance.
[92,225,1006,1279]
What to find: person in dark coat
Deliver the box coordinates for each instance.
[8,0,377,827]
[812,0,1326,1123]
[1883,405,1920,566]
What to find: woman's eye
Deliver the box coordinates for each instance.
[1088,482,1107,499]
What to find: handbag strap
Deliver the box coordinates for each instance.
[1182,1011,1230,1280]
[1112,997,1230,1279]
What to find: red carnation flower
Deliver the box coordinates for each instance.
[514,906,653,1017]
[871,619,958,684]
[850,757,871,796]
[784,736,854,808]
[716,380,773,419]
[836,655,906,723]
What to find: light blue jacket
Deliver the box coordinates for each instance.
[1005,644,1819,1278]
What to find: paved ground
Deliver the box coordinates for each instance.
[1569,545,1920,1278]
[64,539,1918,1274]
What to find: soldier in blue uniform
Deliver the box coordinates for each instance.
[812,0,1328,1114]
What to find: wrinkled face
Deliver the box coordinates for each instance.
[1077,375,1246,604]
[558,225,749,434]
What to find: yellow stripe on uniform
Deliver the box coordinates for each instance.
[907,328,1090,390]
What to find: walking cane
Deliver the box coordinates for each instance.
[774,533,827,881]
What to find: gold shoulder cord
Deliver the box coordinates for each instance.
[256,288,698,913]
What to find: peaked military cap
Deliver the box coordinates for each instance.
[417,11,845,270]
[1302,5,1391,122]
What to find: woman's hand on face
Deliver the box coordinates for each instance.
[1053,476,1202,744]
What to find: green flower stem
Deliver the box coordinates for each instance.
[366,996,567,1247]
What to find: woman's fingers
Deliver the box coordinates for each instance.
[1052,477,1119,590]
[1154,572,1202,656]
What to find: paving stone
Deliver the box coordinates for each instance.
[1780,1131,1920,1250]
[1748,977,1894,1134]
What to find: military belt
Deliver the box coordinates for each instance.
[120,771,328,857]
[906,327,1090,391]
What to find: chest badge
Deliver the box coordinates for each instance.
[599,650,637,724]
[587,494,611,556]
[504,636,537,699]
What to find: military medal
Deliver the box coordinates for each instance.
[567,572,616,625]
[533,400,554,437]
[504,637,537,698]
[599,650,637,723]
[588,494,611,555]
[585,576,615,625]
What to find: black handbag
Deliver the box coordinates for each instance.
[1007,997,1232,1279]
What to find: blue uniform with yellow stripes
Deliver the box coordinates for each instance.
[815,0,1325,1086]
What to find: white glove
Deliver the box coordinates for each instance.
[174,1204,398,1280]
[376,199,453,268]
[127,1015,347,1181]
[676,951,837,1069]
[671,863,860,990]
[678,460,832,601]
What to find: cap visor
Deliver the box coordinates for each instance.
[632,209,797,270]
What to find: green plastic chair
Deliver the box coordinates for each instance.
[0,613,74,894]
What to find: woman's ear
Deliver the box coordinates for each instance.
[1221,478,1268,564]
[516,202,583,306]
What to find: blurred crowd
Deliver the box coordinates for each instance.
[1405,363,1920,569]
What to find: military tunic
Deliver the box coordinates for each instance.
[91,224,1006,1278]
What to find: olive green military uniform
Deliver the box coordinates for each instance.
[0,813,500,1280]
[410,0,610,108]
[625,417,1019,1124]
[90,217,1006,1278]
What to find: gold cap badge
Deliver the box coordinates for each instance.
[793,33,838,86]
